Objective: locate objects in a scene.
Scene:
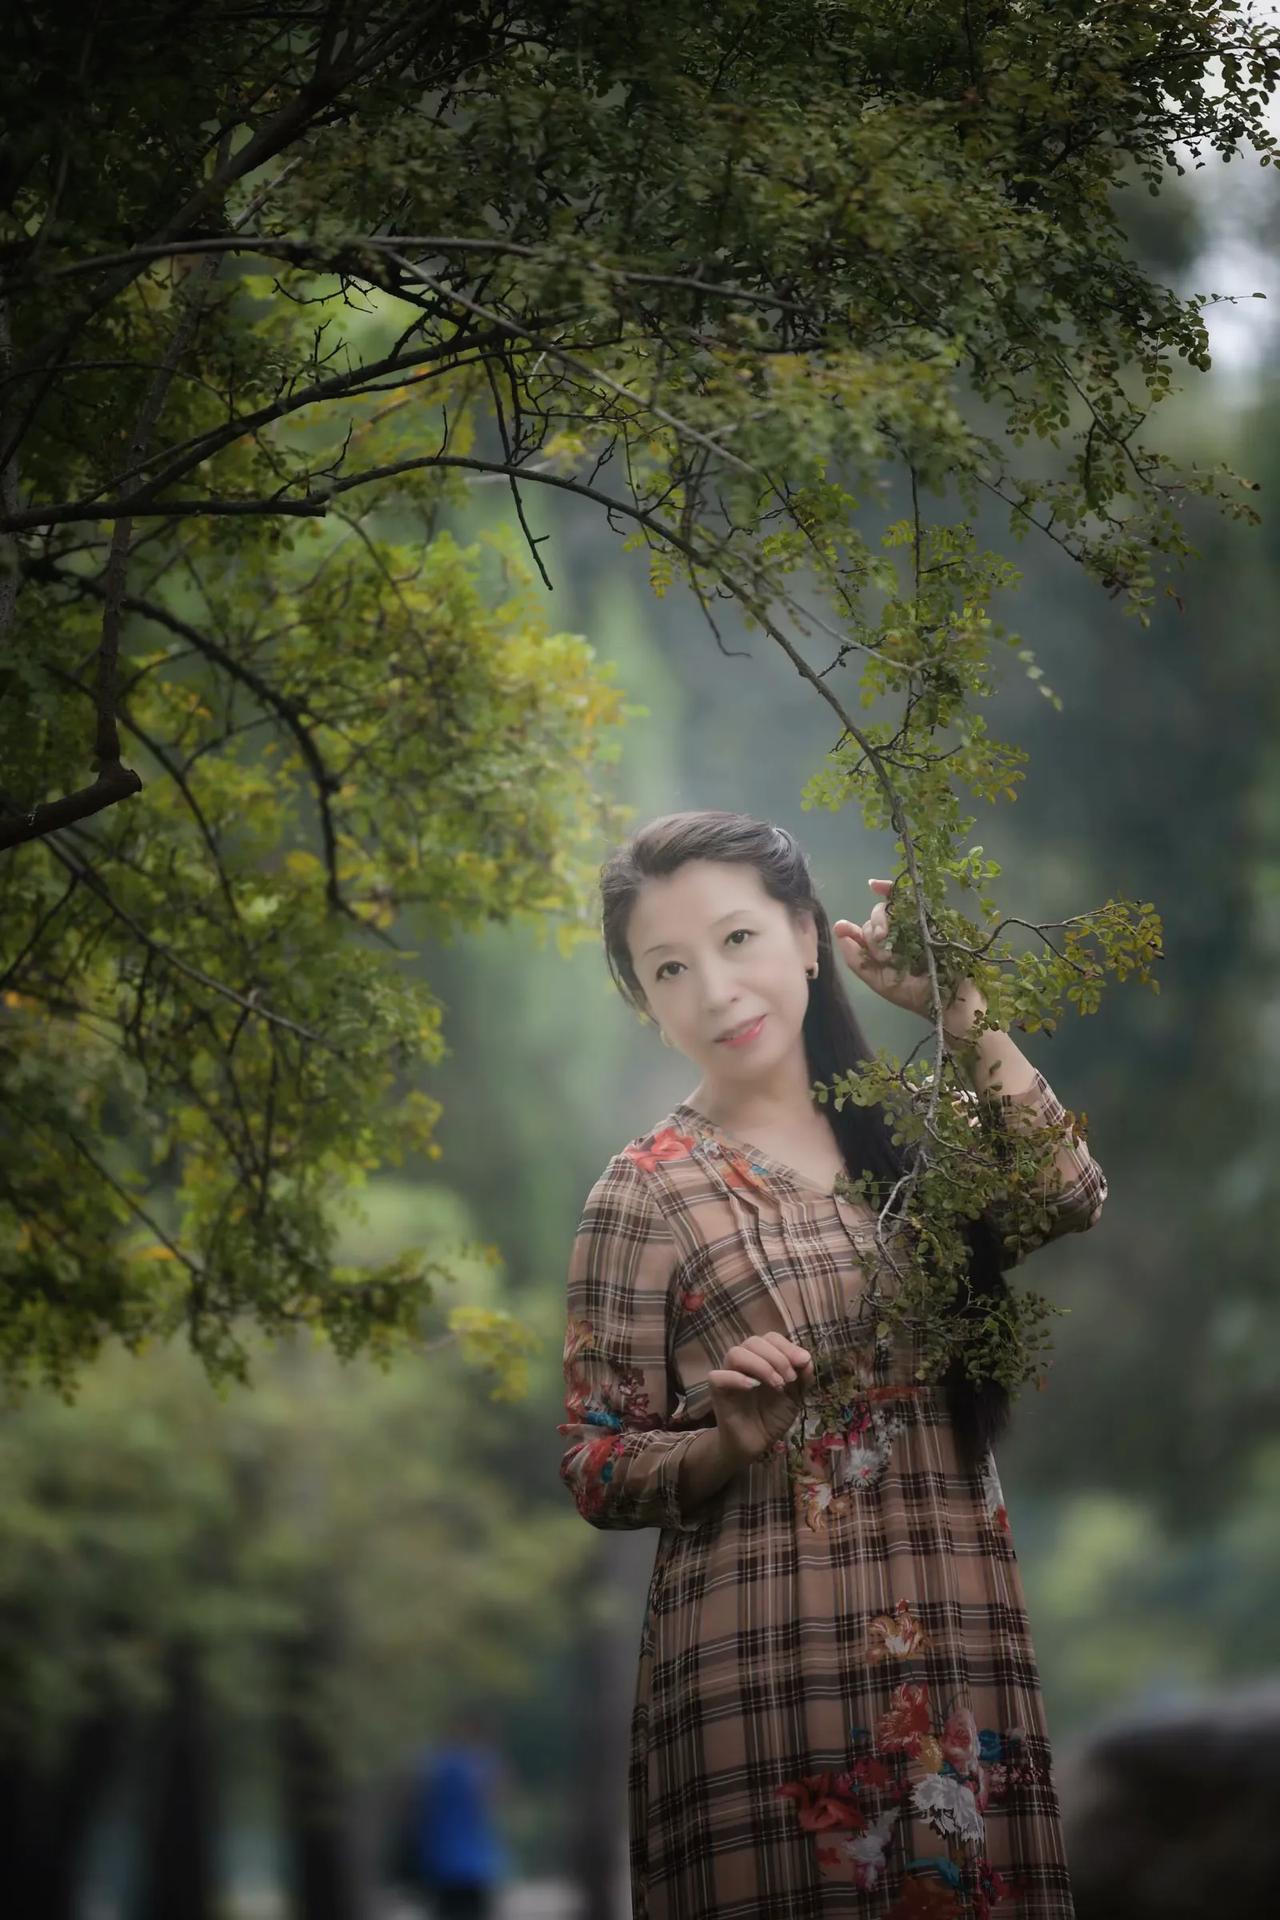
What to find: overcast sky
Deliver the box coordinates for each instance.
[1173,38,1280,382]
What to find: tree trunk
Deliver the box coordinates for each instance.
[134,1636,219,1920]
[0,1700,124,1918]
[276,1605,363,1920]
[566,1550,633,1920]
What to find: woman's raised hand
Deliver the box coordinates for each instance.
[708,1331,814,1470]
[833,877,932,1018]
[834,878,990,1037]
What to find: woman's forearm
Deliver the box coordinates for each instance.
[945,1023,1038,1100]
[940,986,1037,1101]
[942,988,1103,1204]
[677,1424,750,1514]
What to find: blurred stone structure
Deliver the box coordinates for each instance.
[1058,1677,1280,1917]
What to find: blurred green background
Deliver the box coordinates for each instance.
[5,113,1280,1920]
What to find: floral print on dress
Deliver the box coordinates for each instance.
[691,1132,777,1201]
[624,1125,698,1175]
[866,1597,933,1663]
[912,1768,985,1845]
[776,1672,1049,1912]
[633,1116,783,1204]
[627,1121,784,1212]
[787,1345,925,1528]
[558,1314,663,1524]
[776,1771,903,1893]
[979,1448,1012,1537]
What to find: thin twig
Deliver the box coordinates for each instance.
[0,797,340,1050]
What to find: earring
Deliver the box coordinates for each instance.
[806,963,818,980]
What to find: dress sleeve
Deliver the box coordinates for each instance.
[962,1065,1108,1267]
[557,1150,716,1534]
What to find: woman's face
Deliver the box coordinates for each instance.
[629,860,818,1080]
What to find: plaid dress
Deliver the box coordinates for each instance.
[558,1068,1107,1920]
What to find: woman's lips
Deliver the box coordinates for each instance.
[716,1014,767,1047]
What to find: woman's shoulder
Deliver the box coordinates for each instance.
[615,1105,777,1227]
[580,1106,697,1198]
[618,1102,702,1165]
[579,1107,715,1219]
[568,1116,707,1278]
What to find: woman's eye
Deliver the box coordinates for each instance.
[655,929,752,982]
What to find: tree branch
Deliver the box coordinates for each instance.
[0,765,144,851]
[0,8,438,473]
[40,657,242,924]
[30,559,351,914]
[8,1094,204,1280]
[0,796,340,1051]
[0,230,821,324]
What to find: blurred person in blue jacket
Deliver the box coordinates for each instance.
[391,1697,511,1918]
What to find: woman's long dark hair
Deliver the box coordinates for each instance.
[600,808,1012,1478]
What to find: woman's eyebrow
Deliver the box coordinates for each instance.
[641,910,757,959]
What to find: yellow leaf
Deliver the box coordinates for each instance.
[135,1244,178,1261]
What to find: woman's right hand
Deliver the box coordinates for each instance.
[708,1332,813,1470]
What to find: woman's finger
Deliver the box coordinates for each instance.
[708,1368,766,1393]
[745,1338,796,1385]
[760,1331,804,1372]
[731,1347,791,1389]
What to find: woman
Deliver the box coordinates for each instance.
[557,811,1107,1920]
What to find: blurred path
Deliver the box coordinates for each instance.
[91,1868,625,1919]
[375,1885,590,1919]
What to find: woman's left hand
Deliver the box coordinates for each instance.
[833,879,985,1031]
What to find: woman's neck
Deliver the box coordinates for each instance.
[686,1057,821,1133]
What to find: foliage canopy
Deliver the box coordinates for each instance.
[1,0,1274,1392]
